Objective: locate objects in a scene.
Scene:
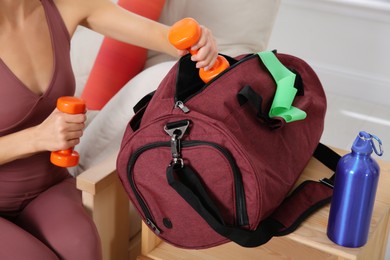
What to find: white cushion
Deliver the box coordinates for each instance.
[71,27,104,97]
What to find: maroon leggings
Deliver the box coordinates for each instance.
[0,178,102,260]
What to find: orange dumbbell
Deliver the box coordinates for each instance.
[50,96,86,167]
[168,17,229,83]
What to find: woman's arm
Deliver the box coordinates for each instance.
[0,109,86,165]
[57,0,217,69]
[0,127,39,165]
[82,2,176,55]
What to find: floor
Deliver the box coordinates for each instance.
[322,91,390,259]
[321,92,390,162]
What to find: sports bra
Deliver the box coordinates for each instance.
[0,0,75,135]
[0,0,74,215]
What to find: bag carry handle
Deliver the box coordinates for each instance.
[237,85,284,129]
[258,51,307,123]
[167,143,339,247]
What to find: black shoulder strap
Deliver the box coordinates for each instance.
[166,142,339,247]
[130,91,155,131]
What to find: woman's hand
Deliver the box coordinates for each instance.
[0,108,86,165]
[177,25,218,71]
[33,108,86,152]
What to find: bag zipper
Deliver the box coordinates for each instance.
[127,140,248,234]
[174,54,257,113]
[127,141,169,235]
[183,140,248,226]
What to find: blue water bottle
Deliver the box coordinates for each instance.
[327,131,384,247]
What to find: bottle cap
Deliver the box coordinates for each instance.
[352,131,383,156]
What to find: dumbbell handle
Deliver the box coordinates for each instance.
[50,96,86,167]
[168,17,229,83]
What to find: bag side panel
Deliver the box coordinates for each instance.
[184,53,326,220]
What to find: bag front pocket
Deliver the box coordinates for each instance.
[127,139,248,248]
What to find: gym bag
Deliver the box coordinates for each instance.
[116,51,339,249]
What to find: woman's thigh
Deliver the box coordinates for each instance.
[0,217,59,259]
[16,178,102,260]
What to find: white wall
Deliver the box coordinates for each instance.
[268,0,390,107]
[269,2,390,258]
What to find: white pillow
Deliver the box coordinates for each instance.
[70,27,104,97]
[70,61,176,175]
[146,0,281,67]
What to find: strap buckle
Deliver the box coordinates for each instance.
[164,120,190,168]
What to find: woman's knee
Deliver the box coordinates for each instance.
[52,214,102,260]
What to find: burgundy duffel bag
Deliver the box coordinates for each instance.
[116,51,339,249]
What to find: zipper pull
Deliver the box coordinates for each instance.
[175,101,190,113]
[146,218,161,235]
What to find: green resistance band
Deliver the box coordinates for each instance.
[258,51,306,123]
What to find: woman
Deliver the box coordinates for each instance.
[0,0,218,259]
